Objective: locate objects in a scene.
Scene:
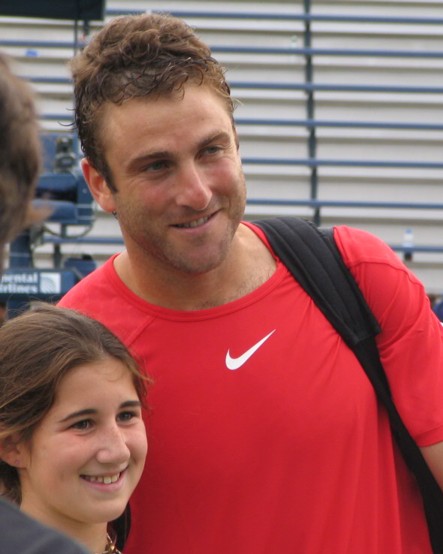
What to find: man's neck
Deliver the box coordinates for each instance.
[113,225,276,311]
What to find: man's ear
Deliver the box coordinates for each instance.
[81,158,117,214]
[0,435,28,468]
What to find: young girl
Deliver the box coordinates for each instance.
[0,303,148,554]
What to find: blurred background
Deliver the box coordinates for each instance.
[0,0,442,310]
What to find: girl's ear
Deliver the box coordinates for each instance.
[0,435,28,468]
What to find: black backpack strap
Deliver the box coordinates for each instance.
[254,217,381,345]
[254,216,443,553]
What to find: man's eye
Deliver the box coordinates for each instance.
[146,160,169,172]
[203,146,221,155]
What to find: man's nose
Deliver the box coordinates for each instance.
[175,162,212,211]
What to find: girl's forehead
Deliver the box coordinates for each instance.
[49,360,137,413]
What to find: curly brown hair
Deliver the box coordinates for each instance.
[71,13,235,190]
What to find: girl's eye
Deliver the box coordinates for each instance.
[71,419,93,430]
[118,410,138,423]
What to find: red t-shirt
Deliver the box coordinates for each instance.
[60,223,443,553]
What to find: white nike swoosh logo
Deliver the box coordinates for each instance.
[225,329,276,370]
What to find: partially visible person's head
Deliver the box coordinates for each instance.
[71,13,235,189]
[0,53,41,262]
[0,303,148,506]
[0,301,6,326]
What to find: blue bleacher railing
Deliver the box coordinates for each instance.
[1,4,442,261]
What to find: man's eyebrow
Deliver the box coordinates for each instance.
[126,131,232,173]
[126,150,171,173]
[199,131,231,146]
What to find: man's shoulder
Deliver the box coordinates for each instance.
[58,254,150,345]
[59,256,114,310]
[333,224,403,268]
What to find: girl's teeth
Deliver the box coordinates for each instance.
[84,473,120,484]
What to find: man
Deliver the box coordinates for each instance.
[0,52,88,554]
[60,13,443,553]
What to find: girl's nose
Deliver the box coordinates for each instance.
[95,424,130,465]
